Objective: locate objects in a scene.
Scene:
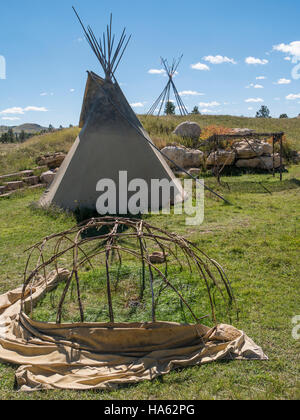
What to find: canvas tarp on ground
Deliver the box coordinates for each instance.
[0,270,267,391]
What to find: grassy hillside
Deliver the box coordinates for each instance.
[1,115,300,176]
[0,127,80,175]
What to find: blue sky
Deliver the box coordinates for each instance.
[1,0,300,127]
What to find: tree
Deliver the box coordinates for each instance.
[256,105,271,118]
[48,124,54,132]
[7,128,14,143]
[279,113,288,119]
[164,101,176,115]
[191,106,200,115]
[19,130,26,142]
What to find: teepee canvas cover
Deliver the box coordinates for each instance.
[40,12,184,213]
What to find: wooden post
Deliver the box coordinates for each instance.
[272,135,276,177]
[280,134,283,182]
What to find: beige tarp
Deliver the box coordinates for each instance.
[0,270,267,391]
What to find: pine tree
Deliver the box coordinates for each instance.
[164,101,176,115]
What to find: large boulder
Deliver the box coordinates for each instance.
[261,141,273,156]
[207,150,236,166]
[161,146,204,169]
[173,122,201,140]
[236,154,281,169]
[235,140,264,159]
[230,128,256,135]
[36,153,66,170]
[40,170,55,185]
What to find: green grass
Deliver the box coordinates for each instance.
[0,166,299,400]
[1,115,300,176]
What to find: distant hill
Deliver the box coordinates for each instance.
[0,123,48,134]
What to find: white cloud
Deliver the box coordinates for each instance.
[203,55,236,65]
[256,76,266,80]
[273,41,300,60]
[148,69,166,75]
[191,62,210,71]
[248,107,253,110]
[179,90,204,96]
[0,107,24,115]
[199,101,220,107]
[40,92,47,96]
[0,106,48,115]
[245,98,264,103]
[1,116,21,121]
[70,88,75,92]
[24,106,48,112]
[200,109,214,113]
[284,56,292,61]
[274,97,280,101]
[286,93,300,100]
[275,78,291,85]
[245,57,269,65]
[246,83,264,89]
[130,102,145,108]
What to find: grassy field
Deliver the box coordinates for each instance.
[0,164,299,399]
[1,114,300,176]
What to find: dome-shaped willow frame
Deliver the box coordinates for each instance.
[21,217,237,324]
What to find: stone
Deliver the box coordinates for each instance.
[261,141,273,156]
[173,122,201,139]
[0,185,8,195]
[40,171,55,185]
[235,140,264,159]
[236,154,281,169]
[4,181,24,191]
[149,252,168,264]
[161,146,204,169]
[206,150,236,166]
[22,176,40,186]
[188,168,201,177]
[36,153,66,170]
[230,128,256,135]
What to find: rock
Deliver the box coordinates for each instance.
[22,176,40,186]
[230,128,256,135]
[4,181,24,191]
[261,141,273,156]
[149,252,168,264]
[291,150,300,164]
[40,171,55,185]
[207,150,236,166]
[36,153,66,170]
[173,122,201,139]
[161,146,204,169]
[188,168,201,177]
[0,185,8,195]
[174,171,188,178]
[235,140,264,159]
[236,154,281,169]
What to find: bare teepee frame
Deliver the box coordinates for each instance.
[147,56,189,116]
[72,6,131,82]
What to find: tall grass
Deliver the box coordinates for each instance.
[0,115,299,176]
